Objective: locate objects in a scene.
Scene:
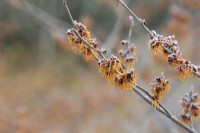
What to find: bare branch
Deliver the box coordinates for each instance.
[63,0,76,26]
[133,86,197,133]
[64,1,199,133]
[117,0,200,79]
[118,0,153,36]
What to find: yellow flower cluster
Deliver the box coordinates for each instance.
[98,55,136,90]
[149,38,163,56]
[179,90,200,125]
[98,56,124,81]
[115,69,136,90]
[177,61,193,80]
[67,21,99,61]
[150,73,170,108]
[149,31,177,56]
[66,21,137,90]
[168,51,193,80]
[149,30,200,80]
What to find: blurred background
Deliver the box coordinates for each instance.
[0,0,200,132]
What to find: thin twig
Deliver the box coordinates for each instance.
[127,16,134,46]
[63,0,76,26]
[136,84,152,98]
[118,0,153,36]
[136,84,171,117]
[133,87,197,133]
[92,54,100,61]
[161,44,173,54]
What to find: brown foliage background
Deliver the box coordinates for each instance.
[0,0,200,132]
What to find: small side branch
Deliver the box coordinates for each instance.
[63,0,76,26]
[118,0,153,36]
[127,16,134,46]
[136,84,171,117]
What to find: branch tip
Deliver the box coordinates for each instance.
[63,0,76,26]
